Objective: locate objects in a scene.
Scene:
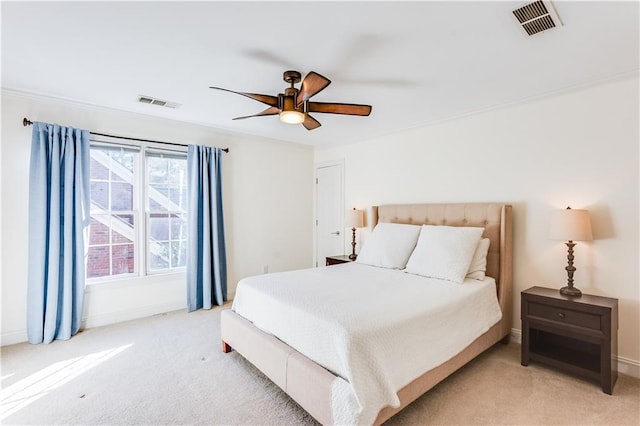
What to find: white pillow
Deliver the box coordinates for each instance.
[356,222,421,269]
[405,225,484,284]
[466,238,490,280]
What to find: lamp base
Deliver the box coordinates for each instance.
[350,227,357,261]
[560,285,582,297]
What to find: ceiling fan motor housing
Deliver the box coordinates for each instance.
[279,93,301,112]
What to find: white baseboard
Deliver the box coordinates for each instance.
[80,301,185,330]
[616,355,640,379]
[1,301,185,347]
[510,328,522,344]
[1,330,29,346]
[509,328,640,379]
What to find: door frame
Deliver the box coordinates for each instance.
[313,159,345,267]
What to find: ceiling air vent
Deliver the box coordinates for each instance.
[137,95,181,109]
[512,0,562,36]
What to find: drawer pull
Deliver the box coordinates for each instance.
[558,312,566,319]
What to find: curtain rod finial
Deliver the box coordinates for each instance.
[23,118,33,127]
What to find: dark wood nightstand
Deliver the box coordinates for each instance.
[521,286,618,394]
[325,255,355,266]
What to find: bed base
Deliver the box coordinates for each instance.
[221,309,337,424]
[222,309,506,425]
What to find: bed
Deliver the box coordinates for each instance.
[221,203,513,425]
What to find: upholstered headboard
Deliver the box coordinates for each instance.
[371,203,513,336]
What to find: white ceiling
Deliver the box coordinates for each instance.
[2,1,638,147]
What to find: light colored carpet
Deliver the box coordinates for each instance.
[1,306,638,425]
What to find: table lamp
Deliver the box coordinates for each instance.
[549,206,593,297]
[347,208,364,260]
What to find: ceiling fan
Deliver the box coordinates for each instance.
[209,70,372,131]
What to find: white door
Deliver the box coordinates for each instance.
[315,163,344,266]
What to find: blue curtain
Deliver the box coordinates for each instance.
[186,145,227,311]
[28,122,91,344]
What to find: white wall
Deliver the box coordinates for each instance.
[315,76,640,376]
[1,90,314,345]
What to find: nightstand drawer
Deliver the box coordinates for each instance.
[528,302,601,330]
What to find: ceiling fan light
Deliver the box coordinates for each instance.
[279,110,305,124]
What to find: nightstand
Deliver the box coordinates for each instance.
[521,286,618,394]
[325,255,354,266]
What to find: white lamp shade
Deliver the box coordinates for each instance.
[549,208,593,241]
[347,208,364,228]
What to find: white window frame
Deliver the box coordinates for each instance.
[144,150,188,275]
[87,143,140,282]
[86,137,187,284]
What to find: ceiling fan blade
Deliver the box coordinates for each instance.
[296,72,331,106]
[307,102,372,116]
[302,114,321,131]
[232,106,280,120]
[210,86,278,107]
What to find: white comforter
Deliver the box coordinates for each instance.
[232,262,502,425]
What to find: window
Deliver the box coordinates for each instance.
[87,143,187,281]
[146,152,188,271]
[88,146,138,279]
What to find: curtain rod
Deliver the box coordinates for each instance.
[22,118,229,153]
